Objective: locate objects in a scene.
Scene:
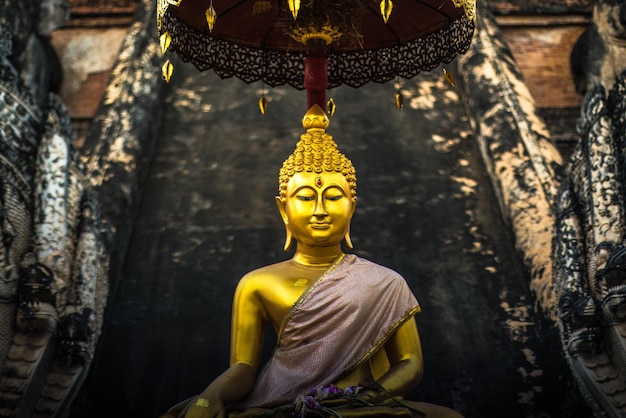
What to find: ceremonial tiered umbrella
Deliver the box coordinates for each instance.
[156,0,475,111]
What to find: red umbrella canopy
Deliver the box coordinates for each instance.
[157,0,475,90]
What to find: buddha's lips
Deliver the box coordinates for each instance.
[310,223,330,229]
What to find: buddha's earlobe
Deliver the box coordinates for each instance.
[342,198,356,249]
[343,228,354,250]
[283,227,294,252]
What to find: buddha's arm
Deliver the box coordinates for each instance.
[190,363,256,417]
[188,275,265,416]
[372,317,423,399]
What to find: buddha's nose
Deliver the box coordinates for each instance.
[313,196,328,217]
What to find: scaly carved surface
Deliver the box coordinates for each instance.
[554,70,626,418]
[0,2,110,416]
[0,45,39,378]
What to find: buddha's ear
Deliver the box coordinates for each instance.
[275,196,288,224]
[343,197,357,249]
[276,196,294,252]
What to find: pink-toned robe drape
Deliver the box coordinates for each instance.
[235,254,421,410]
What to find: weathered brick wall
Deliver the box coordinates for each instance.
[69,0,138,14]
[487,0,591,14]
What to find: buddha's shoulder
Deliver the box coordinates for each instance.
[236,260,294,287]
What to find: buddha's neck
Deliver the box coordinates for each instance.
[292,244,344,267]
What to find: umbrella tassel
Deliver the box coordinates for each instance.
[394,76,403,111]
[327,97,336,117]
[258,82,269,115]
[259,96,268,115]
[288,0,301,19]
[443,67,456,88]
[395,90,403,111]
[380,0,393,23]
[162,59,174,83]
[159,32,172,55]
[206,0,217,31]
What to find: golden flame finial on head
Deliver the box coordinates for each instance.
[278,105,356,200]
[301,104,330,131]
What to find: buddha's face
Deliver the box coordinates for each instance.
[277,171,356,248]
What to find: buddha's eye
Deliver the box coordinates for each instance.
[296,195,315,201]
[324,187,345,201]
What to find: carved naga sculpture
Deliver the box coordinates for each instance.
[555,0,626,415]
[554,70,626,417]
[0,1,109,416]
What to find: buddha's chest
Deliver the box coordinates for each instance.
[260,277,314,328]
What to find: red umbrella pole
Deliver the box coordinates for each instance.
[304,39,328,112]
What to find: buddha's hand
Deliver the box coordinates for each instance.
[358,389,385,405]
[181,396,225,418]
[320,389,381,408]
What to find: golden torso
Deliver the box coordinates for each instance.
[228,169,400,391]
[235,258,374,388]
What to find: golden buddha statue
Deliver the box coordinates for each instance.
[163,105,462,418]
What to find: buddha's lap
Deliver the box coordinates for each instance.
[228,401,463,418]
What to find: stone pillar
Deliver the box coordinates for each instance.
[456,5,564,321]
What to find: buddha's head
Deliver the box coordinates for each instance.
[276,105,357,252]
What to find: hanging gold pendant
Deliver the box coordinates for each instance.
[327,98,336,117]
[288,0,301,19]
[162,60,174,82]
[380,0,393,23]
[395,91,403,111]
[159,32,172,55]
[258,96,268,114]
[206,5,217,31]
[443,68,456,88]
